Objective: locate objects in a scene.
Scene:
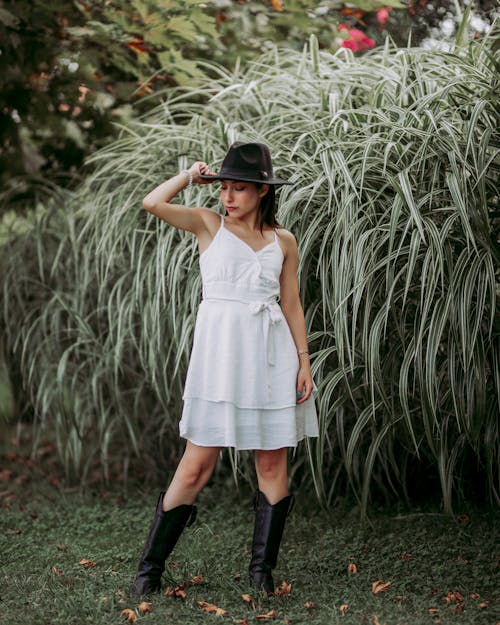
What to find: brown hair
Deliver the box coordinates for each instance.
[256,184,283,233]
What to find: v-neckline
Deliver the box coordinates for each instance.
[222,224,277,255]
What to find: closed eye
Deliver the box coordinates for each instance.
[221,184,247,191]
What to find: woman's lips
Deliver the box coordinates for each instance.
[226,206,237,211]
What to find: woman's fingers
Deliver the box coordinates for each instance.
[191,161,218,183]
[296,377,313,403]
[298,386,312,403]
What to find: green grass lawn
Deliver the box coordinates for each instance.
[1,482,498,625]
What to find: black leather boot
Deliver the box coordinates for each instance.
[248,490,294,595]
[131,492,197,595]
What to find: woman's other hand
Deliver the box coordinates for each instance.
[296,367,314,404]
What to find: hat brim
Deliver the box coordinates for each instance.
[199,174,293,185]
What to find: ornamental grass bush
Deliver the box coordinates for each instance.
[2,36,498,514]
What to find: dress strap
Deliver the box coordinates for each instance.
[219,213,224,230]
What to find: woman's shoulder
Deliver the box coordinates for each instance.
[198,207,223,234]
[198,207,222,221]
[274,226,298,260]
[275,226,297,246]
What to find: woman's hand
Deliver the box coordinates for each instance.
[296,365,314,404]
[189,161,218,185]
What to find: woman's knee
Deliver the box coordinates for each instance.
[255,448,288,481]
[177,445,219,489]
[176,463,202,489]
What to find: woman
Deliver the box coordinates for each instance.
[131,142,318,596]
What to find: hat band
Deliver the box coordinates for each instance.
[218,167,270,181]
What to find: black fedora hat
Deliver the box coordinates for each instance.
[200,142,292,185]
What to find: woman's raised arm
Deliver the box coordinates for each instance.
[142,161,216,234]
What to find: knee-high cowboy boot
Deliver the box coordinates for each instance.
[248,490,294,595]
[131,492,197,595]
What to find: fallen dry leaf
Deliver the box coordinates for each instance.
[444,591,464,605]
[197,601,228,616]
[478,601,488,609]
[304,601,314,609]
[255,610,277,620]
[371,580,392,595]
[0,469,13,482]
[51,566,64,576]
[339,604,349,613]
[370,616,386,625]
[347,562,358,574]
[270,0,284,11]
[274,580,291,595]
[120,608,137,622]
[469,593,480,599]
[165,584,186,599]
[234,620,249,625]
[79,558,97,568]
[428,608,438,614]
[137,601,152,614]
[284,619,292,625]
[399,553,414,561]
[56,545,68,552]
[190,575,205,584]
[241,593,254,604]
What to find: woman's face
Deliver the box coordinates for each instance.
[220,180,268,217]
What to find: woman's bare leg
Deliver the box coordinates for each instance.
[254,447,289,504]
[162,441,221,511]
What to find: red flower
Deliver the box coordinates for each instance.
[376,7,391,24]
[338,25,375,52]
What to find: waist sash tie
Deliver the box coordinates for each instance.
[202,295,282,368]
[248,300,282,367]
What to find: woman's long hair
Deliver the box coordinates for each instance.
[257,184,283,232]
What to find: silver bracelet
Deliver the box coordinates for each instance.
[180,169,193,188]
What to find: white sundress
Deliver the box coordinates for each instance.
[179,213,319,450]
